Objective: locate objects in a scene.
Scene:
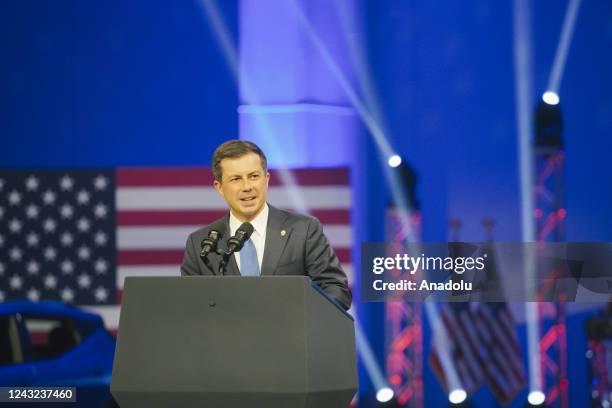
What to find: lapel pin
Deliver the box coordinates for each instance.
[281,229,286,237]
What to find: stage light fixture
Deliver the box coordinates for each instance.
[376,387,394,403]
[527,390,546,405]
[388,155,402,168]
[542,91,560,105]
[448,388,467,404]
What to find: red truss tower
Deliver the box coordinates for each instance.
[534,101,568,408]
[385,163,423,407]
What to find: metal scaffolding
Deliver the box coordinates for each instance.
[384,163,423,408]
[534,101,568,408]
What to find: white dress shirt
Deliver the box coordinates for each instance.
[229,203,268,273]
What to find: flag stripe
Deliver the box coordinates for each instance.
[118,210,226,226]
[117,225,352,249]
[473,312,513,399]
[118,250,185,265]
[116,186,351,210]
[440,305,483,383]
[479,306,526,384]
[500,309,522,353]
[117,168,350,187]
[117,209,351,226]
[118,247,352,265]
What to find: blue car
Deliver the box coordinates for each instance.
[0,300,116,407]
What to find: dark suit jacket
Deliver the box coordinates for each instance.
[181,205,352,310]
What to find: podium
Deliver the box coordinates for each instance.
[110,276,357,408]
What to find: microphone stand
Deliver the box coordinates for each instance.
[216,248,230,276]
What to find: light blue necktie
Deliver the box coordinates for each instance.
[240,238,260,276]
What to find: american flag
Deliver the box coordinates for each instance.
[429,244,526,405]
[0,167,353,331]
[471,301,526,404]
[429,302,485,396]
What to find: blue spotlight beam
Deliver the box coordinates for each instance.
[354,317,392,392]
[332,0,391,143]
[198,0,239,79]
[425,302,463,396]
[199,0,310,212]
[547,0,582,95]
[512,0,542,396]
[287,0,394,159]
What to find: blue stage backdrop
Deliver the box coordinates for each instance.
[2,1,612,407]
[0,0,238,167]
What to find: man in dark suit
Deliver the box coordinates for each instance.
[181,140,352,310]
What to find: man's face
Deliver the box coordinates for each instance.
[213,152,270,222]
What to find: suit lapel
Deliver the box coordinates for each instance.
[261,205,290,276]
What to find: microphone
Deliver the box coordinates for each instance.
[225,222,255,255]
[200,220,226,260]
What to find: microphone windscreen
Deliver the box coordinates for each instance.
[237,222,254,238]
